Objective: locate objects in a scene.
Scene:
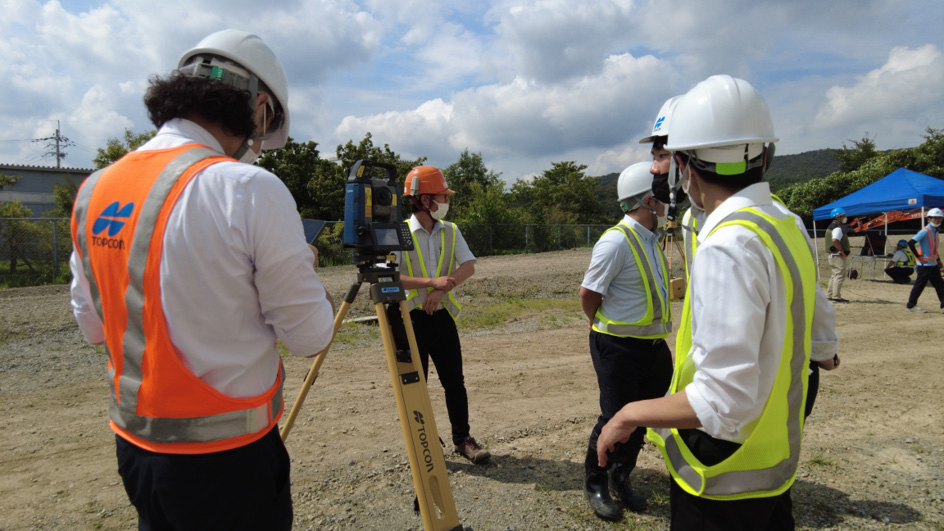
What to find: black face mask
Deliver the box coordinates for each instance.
[651,172,688,205]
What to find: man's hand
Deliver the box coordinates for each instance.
[597,418,635,467]
[429,276,457,292]
[308,244,319,269]
[818,354,840,370]
[423,289,446,315]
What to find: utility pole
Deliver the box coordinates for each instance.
[34,121,74,167]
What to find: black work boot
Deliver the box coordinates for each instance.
[608,445,647,512]
[584,432,622,521]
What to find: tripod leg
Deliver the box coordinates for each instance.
[376,300,461,531]
[281,282,360,442]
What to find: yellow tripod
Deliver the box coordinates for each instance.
[281,257,462,531]
[661,220,687,301]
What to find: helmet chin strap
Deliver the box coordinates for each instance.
[667,157,680,222]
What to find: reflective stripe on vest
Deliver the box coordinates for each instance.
[648,208,815,500]
[917,226,938,263]
[71,145,284,454]
[592,222,672,339]
[403,221,462,319]
[897,250,917,267]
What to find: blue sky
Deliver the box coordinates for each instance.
[2,0,943,183]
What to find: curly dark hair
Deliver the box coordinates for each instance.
[144,72,256,139]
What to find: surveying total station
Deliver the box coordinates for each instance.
[280,160,462,531]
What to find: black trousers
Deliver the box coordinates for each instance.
[885,266,913,284]
[669,429,795,530]
[907,265,944,308]
[115,427,292,531]
[588,332,673,449]
[387,305,470,445]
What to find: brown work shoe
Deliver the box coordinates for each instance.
[455,436,490,464]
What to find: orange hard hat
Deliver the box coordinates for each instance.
[404,166,454,197]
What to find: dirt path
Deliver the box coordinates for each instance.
[1,248,942,530]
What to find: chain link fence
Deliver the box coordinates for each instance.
[0,218,689,287]
[0,218,73,287]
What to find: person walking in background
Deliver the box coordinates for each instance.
[69,29,335,530]
[905,207,944,313]
[578,162,673,521]
[386,165,491,464]
[826,207,851,303]
[885,239,916,284]
[599,75,818,529]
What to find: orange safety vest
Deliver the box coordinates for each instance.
[71,145,285,454]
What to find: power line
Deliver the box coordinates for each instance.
[31,120,75,168]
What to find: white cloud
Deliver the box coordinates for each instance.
[816,45,944,129]
[489,0,636,83]
[1,0,942,178]
[335,50,676,178]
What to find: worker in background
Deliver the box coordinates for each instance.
[598,75,818,529]
[69,30,335,529]
[386,166,490,464]
[578,162,673,521]
[825,207,851,303]
[905,207,944,313]
[884,239,916,284]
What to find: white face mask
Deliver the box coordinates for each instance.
[430,200,449,221]
[931,220,942,228]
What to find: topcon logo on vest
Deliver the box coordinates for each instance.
[91,201,134,250]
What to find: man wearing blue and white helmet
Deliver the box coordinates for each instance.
[825,207,851,303]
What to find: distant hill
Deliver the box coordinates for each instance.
[593,149,841,209]
[765,149,840,192]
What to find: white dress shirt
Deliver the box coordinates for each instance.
[70,119,334,398]
[683,199,838,364]
[685,182,819,443]
[582,215,668,323]
[393,214,476,311]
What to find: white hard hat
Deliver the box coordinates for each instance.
[665,75,777,170]
[617,162,654,202]
[639,95,682,144]
[929,207,944,217]
[178,29,290,149]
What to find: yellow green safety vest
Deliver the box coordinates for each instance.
[897,249,917,267]
[403,221,463,320]
[647,207,816,500]
[591,221,672,339]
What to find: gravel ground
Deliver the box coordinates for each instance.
[1,247,943,530]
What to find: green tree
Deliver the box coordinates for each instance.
[257,137,343,220]
[93,129,156,169]
[47,178,80,218]
[442,149,503,222]
[834,134,878,173]
[510,161,604,224]
[0,200,38,275]
[1,173,21,190]
[780,128,944,221]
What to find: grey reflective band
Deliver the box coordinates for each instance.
[78,148,284,444]
[656,210,808,496]
[74,169,110,367]
[593,223,672,337]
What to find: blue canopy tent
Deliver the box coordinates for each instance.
[812,168,944,276]
[813,168,944,220]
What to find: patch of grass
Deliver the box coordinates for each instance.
[459,297,581,330]
[808,449,836,467]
